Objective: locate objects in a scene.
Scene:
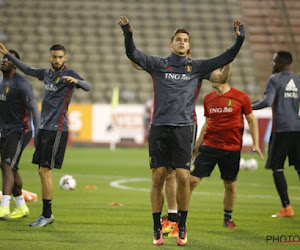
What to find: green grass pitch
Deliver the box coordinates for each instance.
[0,146,299,249]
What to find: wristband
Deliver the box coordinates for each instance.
[121,23,132,34]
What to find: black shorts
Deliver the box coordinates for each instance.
[32,129,68,169]
[265,132,300,171]
[191,145,240,181]
[0,131,32,170]
[148,125,196,170]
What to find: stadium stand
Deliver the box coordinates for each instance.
[0,0,299,104]
[241,0,300,93]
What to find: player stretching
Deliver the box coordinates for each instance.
[252,51,300,217]
[0,50,40,220]
[0,43,90,227]
[190,64,263,229]
[132,52,235,237]
[118,16,245,246]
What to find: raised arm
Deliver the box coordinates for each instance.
[245,112,264,160]
[118,16,162,72]
[118,16,135,55]
[198,21,245,75]
[0,42,45,79]
[209,63,231,83]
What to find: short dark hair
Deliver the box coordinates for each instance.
[9,49,20,60]
[171,28,190,42]
[49,43,67,54]
[277,51,293,65]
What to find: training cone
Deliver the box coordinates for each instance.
[109,202,123,206]
[85,185,98,190]
[22,189,38,202]
[0,190,37,202]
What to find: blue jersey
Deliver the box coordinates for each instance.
[124,33,244,126]
[6,53,90,132]
[0,72,36,136]
[253,72,300,132]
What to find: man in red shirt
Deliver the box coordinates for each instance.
[190,64,263,228]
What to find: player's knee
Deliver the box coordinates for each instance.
[190,176,200,190]
[38,166,52,177]
[224,180,236,192]
[152,173,166,187]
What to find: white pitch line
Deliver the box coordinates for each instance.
[109,177,300,200]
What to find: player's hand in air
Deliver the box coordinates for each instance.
[233,20,244,37]
[118,16,133,34]
[253,145,264,161]
[63,76,78,84]
[0,43,8,55]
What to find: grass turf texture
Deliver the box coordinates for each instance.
[0,147,299,249]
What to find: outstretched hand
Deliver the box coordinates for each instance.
[63,76,78,84]
[253,145,264,161]
[118,16,133,33]
[233,20,244,36]
[0,43,8,55]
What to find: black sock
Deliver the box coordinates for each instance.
[273,171,290,207]
[224,209,232,221]
[152,212,161,231]
[168,212,178,222]
[178,210,188,228]
[42,199,52,218]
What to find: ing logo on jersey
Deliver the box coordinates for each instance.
[56,77,60,84]
[6,86,10,94]
[227,99,233,106]
[185,65,192,72]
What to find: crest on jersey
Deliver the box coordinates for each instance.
[227,99,233,106]
[56,77,60,84]
[185,65,192,72]
[6,87,10,93]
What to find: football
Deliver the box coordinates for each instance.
[239,158,246,169]
[59,175,76,190]
[247,158,258,171]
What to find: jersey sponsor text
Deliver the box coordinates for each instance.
[209,107,233,113]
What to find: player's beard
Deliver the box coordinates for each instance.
[52,62,64,71]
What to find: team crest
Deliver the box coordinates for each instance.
[6,86,10,93]
[55,77,60,84]
[227,99,233,106]
[185,65,192,72]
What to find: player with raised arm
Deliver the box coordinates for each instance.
[119,16,245,246]
[132,51,236,237]
[252,51,300,217]
[0,42,90,227]
[0,50,40,220]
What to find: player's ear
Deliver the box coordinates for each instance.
[169,41,173,49]
[65,55,68,62]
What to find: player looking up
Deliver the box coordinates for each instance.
[0,42,90,227]
[118,15,245,246]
